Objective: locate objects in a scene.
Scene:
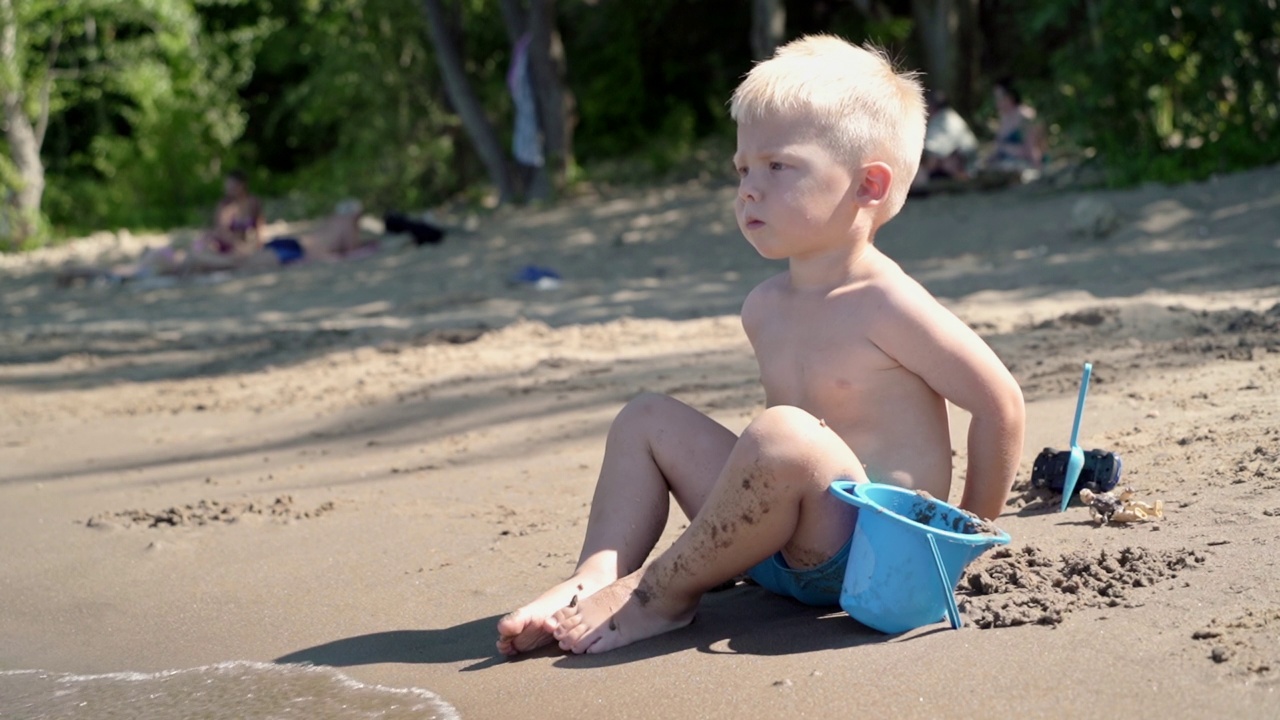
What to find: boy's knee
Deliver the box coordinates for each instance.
[613,392,679,432]
[740,406,834,464]
[739,407,862,492]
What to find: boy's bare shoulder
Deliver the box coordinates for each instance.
[740,272,790,335]
[846,252,940,313]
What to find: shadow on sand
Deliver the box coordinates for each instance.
[272,585,917,673]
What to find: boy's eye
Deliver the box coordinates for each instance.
[769,161,785,171]
[736,166,748,178]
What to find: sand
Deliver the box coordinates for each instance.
[2,166,1279,718]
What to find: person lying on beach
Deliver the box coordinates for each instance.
[241,200,379,269]
[495,35,1025,657]
[55,201,379,286]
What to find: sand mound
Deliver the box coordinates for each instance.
[959,545,1206,628]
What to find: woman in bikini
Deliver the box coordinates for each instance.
[987,79,1046,173]
[56,171,266,285]
[187,170,264,269]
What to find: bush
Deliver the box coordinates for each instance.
[1026,0,1280,185]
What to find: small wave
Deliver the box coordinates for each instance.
[0,660,458,719]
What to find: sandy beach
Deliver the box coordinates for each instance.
[2,167,1279,718]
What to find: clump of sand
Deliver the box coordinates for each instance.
[1191,607,1280,679]
[84,495,337,530]
[959,545,1206,628]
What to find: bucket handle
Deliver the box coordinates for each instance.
[927,534,963,630]
[828,480,867,508]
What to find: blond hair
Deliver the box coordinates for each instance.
[730,35,926,221]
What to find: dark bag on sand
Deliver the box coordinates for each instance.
[384,212,446,246]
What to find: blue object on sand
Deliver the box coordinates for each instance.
[510,265,562,284]
[829,482,1010,634]
[1058,362,1094,513]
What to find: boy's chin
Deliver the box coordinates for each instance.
[744,237,792,261]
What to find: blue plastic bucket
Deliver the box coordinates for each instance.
[829,481,1011,634]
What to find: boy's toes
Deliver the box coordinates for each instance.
[496,609,527,638]
[553,615,589,644]
[567,628,602,655]
[548,607,577,634]
[558,628,586,652]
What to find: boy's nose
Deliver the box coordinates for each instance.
[738,179,760,203]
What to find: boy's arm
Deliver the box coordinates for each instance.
[868,282,1025,520]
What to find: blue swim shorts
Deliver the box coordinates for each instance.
[745,530,854,607]
[265,237,305,265]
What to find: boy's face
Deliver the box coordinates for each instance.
[733,116,861,261]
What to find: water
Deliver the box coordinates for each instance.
[0,661,458,720]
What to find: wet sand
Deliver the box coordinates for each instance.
[2,167,1279,718]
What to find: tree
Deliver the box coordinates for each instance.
[497,0,574,199]
[419,0,516,203]
[910,0,979,115]
[2,0,261,243]
[0,0,52,246]
[750,0,785,61]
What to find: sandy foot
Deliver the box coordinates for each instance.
[496,572,613,656]
[548,571,696,654]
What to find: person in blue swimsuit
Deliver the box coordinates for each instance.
[253,200,374,267]
[986,79,1046,175]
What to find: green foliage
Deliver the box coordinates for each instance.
[562,0,750,162]
[9,0,1280,250]
[237,0,486,215]
[1022,0,1280,185]
[17,0,269,237]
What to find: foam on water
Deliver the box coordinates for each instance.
[0,661,458,719]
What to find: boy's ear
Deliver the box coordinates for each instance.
[854,162,893,207]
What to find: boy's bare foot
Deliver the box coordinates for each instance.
[496,573,612,656]
[547,571,696,654]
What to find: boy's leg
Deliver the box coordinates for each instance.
[496,393,737,656]
[549,405,865,654]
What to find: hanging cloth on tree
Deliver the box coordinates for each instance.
[507,33,545,168]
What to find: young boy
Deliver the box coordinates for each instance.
[496,35,1025,656]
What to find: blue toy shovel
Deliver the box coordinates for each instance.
[1059,362,1094,512]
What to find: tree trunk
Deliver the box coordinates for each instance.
[750,0,785,61]
[496,0,575,201]
[418,0,516,203]
[496,0,524,46]
[910,0,980,117]
[911,0,957,101]
[0,0,45,244]
[525,0,573,198]
[953,0,980,119]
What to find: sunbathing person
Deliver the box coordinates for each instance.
[244,201,379,268]
[56,201,379,286]
[912,90,979,191]
[983,78,1047,176]
[187,170,265,271]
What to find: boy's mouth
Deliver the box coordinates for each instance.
[744,217,765,229]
